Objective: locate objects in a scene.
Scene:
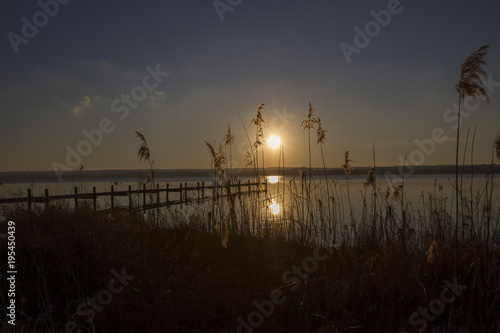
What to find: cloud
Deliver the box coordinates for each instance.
[69,96,92,115]
[147,90,166,100]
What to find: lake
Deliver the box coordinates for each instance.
[1,171,498,216]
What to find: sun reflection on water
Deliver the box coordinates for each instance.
[268,176,279,184]
[269,199,280,215]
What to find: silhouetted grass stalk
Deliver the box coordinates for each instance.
[454,44,490,243]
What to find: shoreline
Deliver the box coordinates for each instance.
[0,164,497,184]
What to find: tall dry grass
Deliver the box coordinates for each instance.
[1,169,499,332]
[454,45,490,244]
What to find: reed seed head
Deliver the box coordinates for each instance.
[135,131,151,162]
[495,134,500,161]
[245,148,254,167]
[392,184,403,201]
[455,45,490,103]
[302,102,319,132]
[364,167,376,189]
[251,104,268,128]
[204,141,216,160]
[214,144,227,180]
[224,125,235,145]
[341,151,354,175]
[316,118,327,145]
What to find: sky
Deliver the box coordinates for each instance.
[1,0,500,175]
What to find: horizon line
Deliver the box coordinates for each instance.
[0,163,497,174]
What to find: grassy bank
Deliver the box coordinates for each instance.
[1,190,499,332]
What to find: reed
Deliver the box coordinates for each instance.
[223,125,235,180]
[251,103,268,179]
[454,45,490,244]
[204,141,216,182]
[316,117,333,236]
[341,151,354,227]
[135,131,155,187]
[302,102,319,184]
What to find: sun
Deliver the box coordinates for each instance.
[268,135,280,149]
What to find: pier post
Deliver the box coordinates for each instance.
[128,185,133,211]
[156,183,160,214]
[143,184,146,211]
[44,189,49,209]
[74,187,78,210]
[111,185,114,210]
[216,181,219,201]
[180,183,183,207]
[166,183,170,206]
[27,188,32,212]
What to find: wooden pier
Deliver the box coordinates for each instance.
[0,180,268,212]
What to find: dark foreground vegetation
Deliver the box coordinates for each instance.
[1,197,499,333]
